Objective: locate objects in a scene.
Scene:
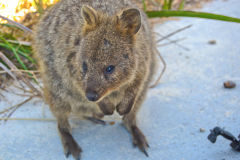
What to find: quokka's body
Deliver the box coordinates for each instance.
[33,0,157,159]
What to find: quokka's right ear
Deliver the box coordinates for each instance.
[81,5,98,25]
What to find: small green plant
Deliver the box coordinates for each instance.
[146,10,240,23]
[0,24,36,70]
[33,0,44,15]
[0,22,39,86]
[143,0,240,23]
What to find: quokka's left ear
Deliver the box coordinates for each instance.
[117,8,141,35]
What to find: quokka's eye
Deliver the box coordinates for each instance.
[105,65,115,74]
[82,62,88,73]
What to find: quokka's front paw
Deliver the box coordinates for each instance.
[60,128,82,160]
[131,125,150,157]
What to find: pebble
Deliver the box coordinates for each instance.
[223,81,236,89]
[200,128,206,133]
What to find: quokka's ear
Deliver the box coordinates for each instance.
[81,5,98,25]
[117,8,141,35]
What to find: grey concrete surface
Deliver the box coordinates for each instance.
[0,0,240,159]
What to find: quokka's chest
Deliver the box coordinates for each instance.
[67,88,125,117]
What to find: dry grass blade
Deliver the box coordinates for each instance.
[155,32,189,51]
[0,69,40,84]
[5,97,33,121]
[158,37,187,47]
[0,96,33,122]
[6,40,31,46]
[149,47,166,88]
[0,96,32,115]
[0,69,40,74]
[149,25,194,88]
[157,24,192,43]
[12,84,36,94]
[0,63,18,81]
[0,117,56,122]
[0,51,42,97]
[0,15,33,34]
[0,51,19,71]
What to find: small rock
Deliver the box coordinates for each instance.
[223,81,236,89]
[109,121,115,125]
[200,128,205,133]
[208,40,216,45]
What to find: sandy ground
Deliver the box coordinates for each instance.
[0,0,240,160]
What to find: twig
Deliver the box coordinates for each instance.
[2,96,33,122]
[0,70,40,74]
[158,37,187,47]
[0,51,20,72]
[149,47,166,88]
[0,15,33,34]
[6,40,31,46]
[0,63,18,81]
[11,84,34,94]
[155,32,190,51]
[0,117,56,122]
[0,96,33,115]
[157,24,192,43]
[5,91,34,97]
[0,51,42,96]
[149,25,193,87]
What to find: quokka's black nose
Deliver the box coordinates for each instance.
[86,90,99,102]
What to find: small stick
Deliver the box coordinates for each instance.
[11,84,34,94]
[149,25,192,88]
[0,70,40,74]
[0,51,42,96]
[156,32,190,51]
[4,97,33,122]
[0,63,18,81]
[0,15,33,34]
[149,47,166,88]
[158,37,187,47]
[157,24,192,43]
[5,91,34,97]
[6,40,31,46]
[0,117,56,122]
[0,96,33,115]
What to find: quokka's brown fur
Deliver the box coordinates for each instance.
[33,0,157,159]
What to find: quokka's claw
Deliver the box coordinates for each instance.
[131,125,149,157]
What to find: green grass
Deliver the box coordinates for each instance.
[143,0,240,23]
[0,35,35,70]
[0,24,37,83]
[146,10,240,23]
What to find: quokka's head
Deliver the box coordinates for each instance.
[76,5,142,102]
